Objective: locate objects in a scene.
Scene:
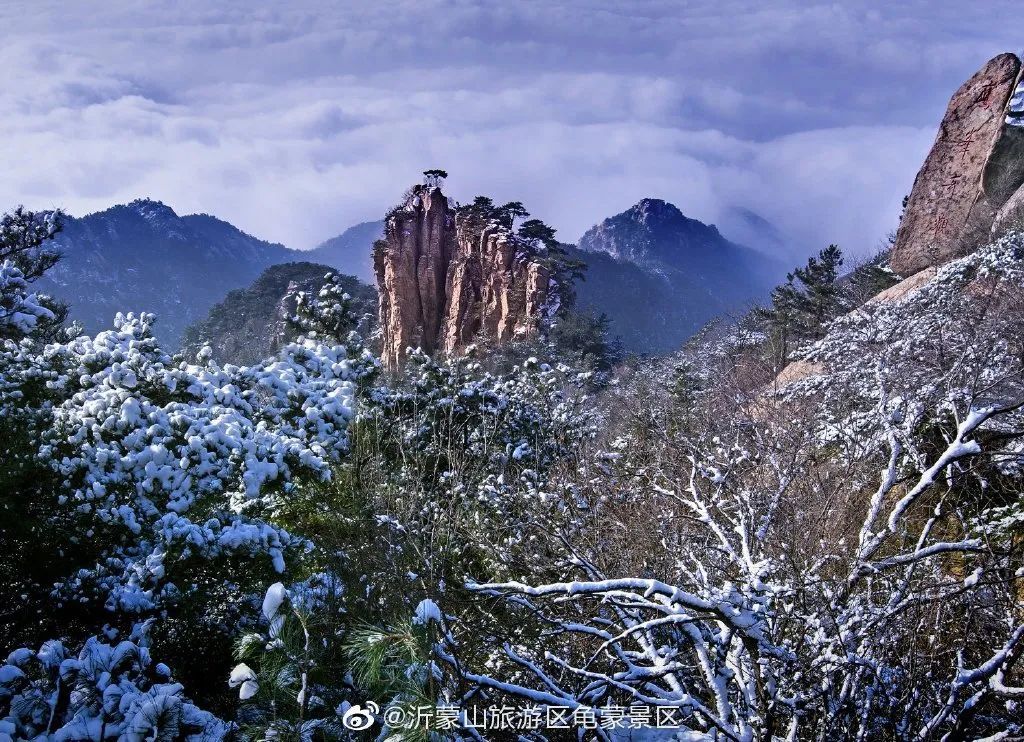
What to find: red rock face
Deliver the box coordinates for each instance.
[890,53,1024,276]
[374,185,550,370]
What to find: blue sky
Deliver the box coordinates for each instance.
[1,1,1019,257]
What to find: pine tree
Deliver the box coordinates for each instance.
[0,206,68,341]
[422,169,448,188]
[496,201,528,229]
[757,244,846,364]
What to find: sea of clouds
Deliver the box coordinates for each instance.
[1,0,1019,258]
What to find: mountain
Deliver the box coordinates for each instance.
[306,220,384,283]
[573,199,785,353]
[36,199,299,346]
[34,195,782,358]
[181,262,376,366]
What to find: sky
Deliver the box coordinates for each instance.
[1,1,1020,259]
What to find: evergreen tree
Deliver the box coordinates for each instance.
[0,206,63,282]
[757,244,846,364]
[517,218,557,247]
[422,169,448,188]
[548,310,622,373]
[0,206,68,341]
[496,201,528,229]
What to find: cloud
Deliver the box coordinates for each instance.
[0,1,1019,259]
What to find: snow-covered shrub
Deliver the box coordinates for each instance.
[286,272,368,348]
[302,349,594,592]
[216,351,595,736]
[0,307,378,698]
[0,635,229,740]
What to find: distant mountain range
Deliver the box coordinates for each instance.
[35,196,786,356]
[572,199,785,353]
[35,200,293,346]
[35,200,381,346]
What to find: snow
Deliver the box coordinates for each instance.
[449,231,1024,740]
[0,636,229,739]
[1006,79,1024,128]
[0,310,373,613]
[0,260,54,333]
[262,582,288,637]
[412,598,442,626]
[0,665,24,683]
[229,663,259,700]
[4,218,1024,738]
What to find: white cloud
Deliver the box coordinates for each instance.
[0,0,1018,258]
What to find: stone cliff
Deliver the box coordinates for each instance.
[890,52,1024,276]
[373,184,552,370]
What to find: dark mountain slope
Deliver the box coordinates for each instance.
[573,199,785,353]
[36,199,298,346]
[181,262,376,366]
[566,246,747,355]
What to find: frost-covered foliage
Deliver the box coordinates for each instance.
[446,234,1024,739]
[1,311,375,617]
[0,635,228,740]
[789,231,1024,452]
[227,583,447,740]
[0,206,63,281]
[6,199,1024,739]
[286,271,366,347]
[227,581,340,738]
[0,206,66,342]
[0,260,55,338]
[354,350,592,554]
[208,352,596,736]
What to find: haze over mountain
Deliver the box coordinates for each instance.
[306,220,385,284]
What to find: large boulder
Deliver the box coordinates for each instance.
[890,53,1024,276]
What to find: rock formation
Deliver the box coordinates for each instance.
[373,184,552,370]
[890,53,1024,276]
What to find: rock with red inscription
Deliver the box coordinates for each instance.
[890,53,1024,276]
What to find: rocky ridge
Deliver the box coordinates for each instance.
[373,184,553,370]
[777,52,1024,392]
